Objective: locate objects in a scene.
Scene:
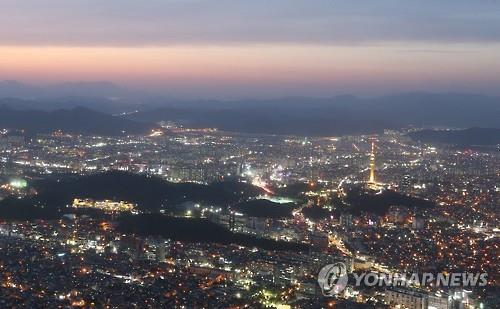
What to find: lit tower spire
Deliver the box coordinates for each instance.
[369,139,376,183]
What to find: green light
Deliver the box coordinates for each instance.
[10,179,27,189]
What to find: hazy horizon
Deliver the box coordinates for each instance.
[1,0,500,99]
[2,79,500,102]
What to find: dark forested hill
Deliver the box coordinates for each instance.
[117,214,309,252]
[0,106,154,135]
[0,171,265,220]
[408,128,500,146]
[233,199,297,218]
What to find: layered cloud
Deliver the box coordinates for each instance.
[1,1,499,97]
[1,0,499,46]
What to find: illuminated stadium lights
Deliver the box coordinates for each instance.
[72,198,137,214]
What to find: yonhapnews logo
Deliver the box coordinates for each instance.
[317,264,488,297]
[317,262,349,296]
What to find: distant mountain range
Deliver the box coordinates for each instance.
[0,96,142,115]
[126,93,500,136]
[0,80,133,99]
[0,106,155,135]
[408,128,500,146]
[0,80,146,114]
[1,80,499,136]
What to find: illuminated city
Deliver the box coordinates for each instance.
[0,1,499,308]
[0,125,498,308]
